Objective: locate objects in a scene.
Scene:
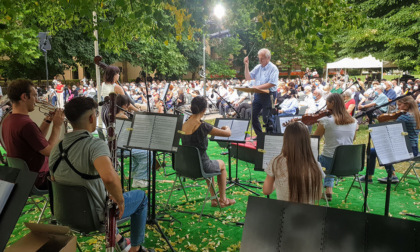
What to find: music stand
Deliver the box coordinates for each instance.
[210,118,260,195]
[116,118,134,191]
[0,167,38,251]
[125,112,183,252]
[368,121,413,216]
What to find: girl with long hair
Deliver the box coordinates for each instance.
[181,96,236,207]
[313,93,357,201]
[263,122,324,204]
[360,95,420,184]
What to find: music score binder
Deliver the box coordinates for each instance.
[275,115,302,134]
[126,112,183,152]
[369,121,413,166]
[254,133,320,171]
[210,118,250,143]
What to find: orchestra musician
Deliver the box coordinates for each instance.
[359,96,420,184]
[263,121,324,204]
[49,97,154,252]
[313,93,357,201]
[101,66,139,125]
[181,96,236,208]
[2,79,65,190]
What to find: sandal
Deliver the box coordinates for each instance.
[326,193,332,202]
[212,198,236,208]
[140,246,155,252]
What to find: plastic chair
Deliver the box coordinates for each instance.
[394,156,420,190]
[166,146,221,220]
[7,157,50,223]
[325,144,368,208]
[50,179,129,251]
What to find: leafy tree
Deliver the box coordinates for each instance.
[338,0,420,70]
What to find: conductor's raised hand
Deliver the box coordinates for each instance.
[244,56,249,65]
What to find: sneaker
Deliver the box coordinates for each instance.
[377,176,399,184]
[118,238,131,252]
[132,179,149,188]
[357,175,373,184]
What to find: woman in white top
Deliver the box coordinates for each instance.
[263,121,324,204]
[313,93,357,201]
[101,66,139,125]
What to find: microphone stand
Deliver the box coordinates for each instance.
[356,92,414,215]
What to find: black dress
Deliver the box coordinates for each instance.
[181,121,220,173]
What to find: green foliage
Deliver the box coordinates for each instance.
[338,0,420,70]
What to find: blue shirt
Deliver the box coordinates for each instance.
[397,113,420,146]
[279,98,299,115]
[384,88,397,105]
[250,61,279,92]
[372,93,389,112]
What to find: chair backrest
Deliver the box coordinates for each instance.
[329,144,366,177]
[7,157,30,172]
[174,146,206,179]
[50,180,102,233]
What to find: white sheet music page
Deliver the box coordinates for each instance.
[279,116,295,134]
[262,135,283,170]
[150,116,178,151]
[310,138,319,159]
[370,123,410,165]
[116,119,131,149]
[213,120,232,141]
[0,180,14,215]
[129,114,154,149]
[229,120,249,142]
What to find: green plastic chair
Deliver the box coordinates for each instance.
[7,157,50,223]
[166,146,221,220]
[326,144,368,207]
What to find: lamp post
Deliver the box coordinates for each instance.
[202,4,226,98]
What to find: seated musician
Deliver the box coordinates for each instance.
[263,121,324,204]
[49,97,153,252]
[116,94,149,188]
[359,96,420,184]
[2,79,64,189]
[182,96,236,208]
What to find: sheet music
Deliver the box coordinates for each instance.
[278,116,295,134]
[213,120,233,141]
[310,138,319,160]
[116,119,131,149]
[128,114,154,149]
[0,180,14,215]
[149,116,178,151]
[370,123,411,165]
[229,120,249,141]
[262,135,283,170]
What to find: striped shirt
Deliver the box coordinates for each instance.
[397,113,419,146]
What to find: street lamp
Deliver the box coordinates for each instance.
[202,4,226,98]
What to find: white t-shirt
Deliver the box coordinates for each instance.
[318,116,357,158]
[101,83,117,98]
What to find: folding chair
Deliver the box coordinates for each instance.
[394,156,420,190]
[166,146,221,220]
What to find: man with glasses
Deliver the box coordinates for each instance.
[2,79,65,189]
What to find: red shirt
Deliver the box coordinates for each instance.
[56,84,64,93]
[2,114,49,177]
[345,99,356,116]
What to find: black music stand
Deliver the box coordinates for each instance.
[0,167,38,251]
[125,112,183,252]
[116,118,133,191]
[368,121,414,217]
[210,118,259,196]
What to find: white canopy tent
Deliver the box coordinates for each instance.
[325,55,383,80]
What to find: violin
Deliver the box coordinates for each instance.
[282,110,331,127]
[377,111,406,123]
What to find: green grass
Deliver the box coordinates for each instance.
[4,124,420,251]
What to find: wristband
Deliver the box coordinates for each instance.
[44,119,52,124]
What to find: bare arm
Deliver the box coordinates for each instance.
[312,123,325,138]
[254,83,276,90]
[346,104,355,115]
[244,56,251,81]
[209,126,231,137]
[94,156,125,219]
[263,174,275,195]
